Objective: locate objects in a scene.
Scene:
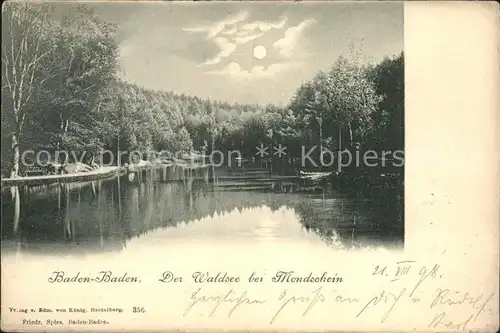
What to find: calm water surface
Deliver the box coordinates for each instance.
[1,168,403,255]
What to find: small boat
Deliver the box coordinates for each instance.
[186,152,208,162]
[298,170,335,181]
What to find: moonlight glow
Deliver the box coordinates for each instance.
[253,45,267,60]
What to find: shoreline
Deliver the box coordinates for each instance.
[0,161,212,187]
[0,166,123,187]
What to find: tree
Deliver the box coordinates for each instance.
[367,52,404,151]
[2,3,119,174]
[2,3,54,177]
[311,55,381,149]
[41,5,118,154]
[173,127,193,154]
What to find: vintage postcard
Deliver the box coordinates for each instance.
[1,1,498,332]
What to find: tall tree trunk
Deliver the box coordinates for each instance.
[58,112,70,163]
[117,129,121,167]
[10,110,23,178]
[58,111,64,150]
[211,134,216,183]
[318,117,323,155]
[10,131,20,178]
[337,125,343,173]
[338,127,342,151]
[347,121,353,148]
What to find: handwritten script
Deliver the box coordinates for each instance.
[356,261,496,331]
[178,262,496,330]
[183,287,266,318]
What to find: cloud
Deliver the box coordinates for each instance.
[221,27,238,36]
[183,11,248,65]
[234,32,264,45]
[207,61,294,78]
[273,18,316,57]
[236,30,252,37]
[201,37,237,66]
[240,16,288,32]
[182,11,249,39]
[184,12,305,68]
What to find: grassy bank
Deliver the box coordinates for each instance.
[0,160,212,187]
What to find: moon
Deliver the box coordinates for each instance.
[253,45,267,60]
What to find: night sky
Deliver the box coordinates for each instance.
[83,1,403,105]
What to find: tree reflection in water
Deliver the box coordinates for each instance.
[1,171,403,255]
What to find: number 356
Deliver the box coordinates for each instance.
[133,307,145,313]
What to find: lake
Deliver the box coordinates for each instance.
[0,167,404,256]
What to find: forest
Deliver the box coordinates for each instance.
[1,3,403,178]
